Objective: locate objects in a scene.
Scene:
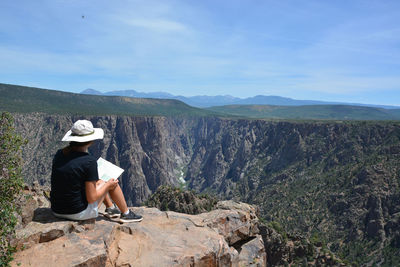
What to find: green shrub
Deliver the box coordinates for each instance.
[268,221,288,241]
[0,112,25,266]
[145,185,218,214]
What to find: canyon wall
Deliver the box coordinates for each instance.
[13,114,196,205]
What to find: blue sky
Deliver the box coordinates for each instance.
[0,0,399,106]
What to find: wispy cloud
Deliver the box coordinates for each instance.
[122,18,188,33]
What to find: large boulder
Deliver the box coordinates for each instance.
[14,182,51,229]
[11,201,266,267]
[238,235,266,267]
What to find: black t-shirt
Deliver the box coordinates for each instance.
[50,149,99,214]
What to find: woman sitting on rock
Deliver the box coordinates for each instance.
[50,119,142,223]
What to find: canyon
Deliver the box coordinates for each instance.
[12,113,400,265]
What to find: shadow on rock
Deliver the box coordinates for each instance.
[32,207,63,223]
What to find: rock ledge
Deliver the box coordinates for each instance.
[11,201,266,267]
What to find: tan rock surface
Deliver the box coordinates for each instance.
[238,235,266,267]
[110,207,238,266]
[203,201,260,246]
[11,201,266,267]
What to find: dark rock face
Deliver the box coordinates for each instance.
[365,195,385,239]
[13,113,400,265]
[14,114,194,206]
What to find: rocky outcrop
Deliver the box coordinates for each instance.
[11,199,266,267]
[14,181,51,229]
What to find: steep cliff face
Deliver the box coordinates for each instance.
[14,114,195,205]
[13,113,400,265]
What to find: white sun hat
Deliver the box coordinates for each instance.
[62,120,104,142]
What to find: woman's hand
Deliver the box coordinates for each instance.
[107,178,119,190]
[86,179,119,204]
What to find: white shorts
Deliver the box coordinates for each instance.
[53,201,99,220]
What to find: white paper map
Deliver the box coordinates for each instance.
[97,157,124,182]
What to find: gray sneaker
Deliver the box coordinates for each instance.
[104,206,121,219]
[119,210,143,223]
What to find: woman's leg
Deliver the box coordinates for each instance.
[95,180,128,213]
[108,184,128,214]
[103,194,113,208]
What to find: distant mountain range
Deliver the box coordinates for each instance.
[1,83,399,120]
[81,88,399,109]
[0,83,217,117]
